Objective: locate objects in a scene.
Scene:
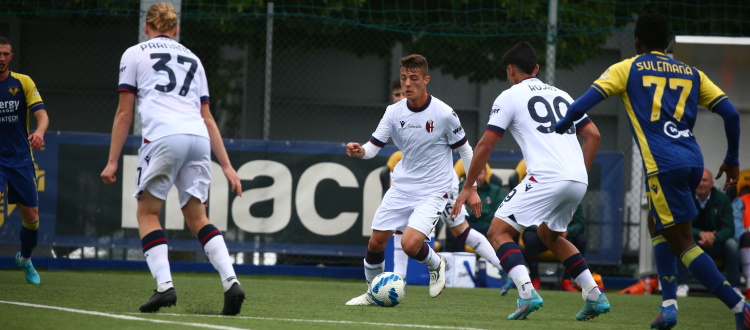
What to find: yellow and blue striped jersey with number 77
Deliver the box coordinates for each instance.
[591,51,727,176]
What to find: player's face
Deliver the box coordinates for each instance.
[400,67,429,104]
[392,88,404,103]
[0,44,13,74]
[695,169,713,195]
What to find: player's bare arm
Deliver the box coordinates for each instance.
[453,131,500,217]
[577,121,601,172]
[202,103,242,197]
[29,109,49,150]
[101,92,135,185]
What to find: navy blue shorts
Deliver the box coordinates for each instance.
[646,167,702,230]
[0,163,39,207]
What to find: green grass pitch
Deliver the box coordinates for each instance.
[0,269,736,329]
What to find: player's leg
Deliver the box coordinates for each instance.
[401,194,450,297]
[133,137,183,312]
[8,164,42,284]
[392,232,408,279]
[137,190,176,312]
[740,232,750,298]
[520,229,543,289]
[488,218,542,320]
[562,233,588,291]
[446,216,502,271]
[652,168,747,324]
[346,229,392,306]
[648,217,680,329]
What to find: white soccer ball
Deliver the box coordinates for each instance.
[369,272,406,307]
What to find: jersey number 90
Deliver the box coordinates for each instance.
[528,96,574,134]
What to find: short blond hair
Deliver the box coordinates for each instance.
[146,2,178,33]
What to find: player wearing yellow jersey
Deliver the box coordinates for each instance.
[0,36,49,285]
[555,14,745,329]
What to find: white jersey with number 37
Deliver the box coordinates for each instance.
[487,77,591,184]
[118,36,209,142]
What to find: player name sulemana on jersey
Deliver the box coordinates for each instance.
[636,60,694,75]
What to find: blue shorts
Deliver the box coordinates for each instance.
[0,163,39,207]
[646,167,702,230]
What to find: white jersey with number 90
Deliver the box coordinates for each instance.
[487,77,590,184]
[118,36,209,142]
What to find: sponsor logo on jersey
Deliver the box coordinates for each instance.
[663,121,693,139]
[451,111,458,118]
[525,183,532,191]
[651,184,659,194]
[425,120,434,133]
[8,86,18,96]
[452,125,464,134]
[120,66,127,73]
[400,121,405,128]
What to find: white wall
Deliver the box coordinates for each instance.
[693,108,750,176]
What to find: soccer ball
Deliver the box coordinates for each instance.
[369,272,406,307]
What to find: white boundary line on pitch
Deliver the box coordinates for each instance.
[0,300,252,330]
[146,313,489,330]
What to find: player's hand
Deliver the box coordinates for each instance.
[451,188,469,218]
[554,117,573,134]
[346,142,364,158]
[100,163,118,184]
[28,132,44,150]
[222,165,243,197]
[716,162,739,190]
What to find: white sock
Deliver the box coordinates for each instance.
[144,244,172,290]
[732,300,746,313]
[741,247,750,289]
[20,257,31,264]
[364,259,384,293]
[509,265,533,299]
[464,228,501,269]
[157,281,174,292]
[416,246,441,270]
[203,234,238,292]
[392,234,408,279]
[662,299,677,309]
[574,269,601,301]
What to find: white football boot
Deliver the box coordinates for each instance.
[429,255,447,297]
[345,292,377,306]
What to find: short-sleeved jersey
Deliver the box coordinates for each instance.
[592,51,726,176]
[486,77,590,184]
[369,95,468,196]
[0,72,45,167]
[118,36,209,142]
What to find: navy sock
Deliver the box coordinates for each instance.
[683,245,742,309]
[197,224,222,247]
[652,235,677,301]
[20,220,39,258]
[365,249,385,265]
[141,230,167,253]
[496,242,526,273]
[562,253,588,279]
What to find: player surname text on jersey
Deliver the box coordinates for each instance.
[140,42,192,54]
[636,61,694,75]
[527,84,557,92]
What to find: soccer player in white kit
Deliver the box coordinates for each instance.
[345,54,477,305]
[386,150,502,281]
[453,42,608,321]
[100,2,245,315]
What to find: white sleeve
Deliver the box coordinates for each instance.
[369,107,393,148]
[446,109,468,149]
[117,47,138,94]
[196,60,210,103]
[486,92,513,136]
[361,142,381,159]
[455,142,476,186]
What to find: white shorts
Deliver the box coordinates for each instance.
[441,186,468,228]
[372,188,448,237]
[495,179,586,233]
[134,134,212,207]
